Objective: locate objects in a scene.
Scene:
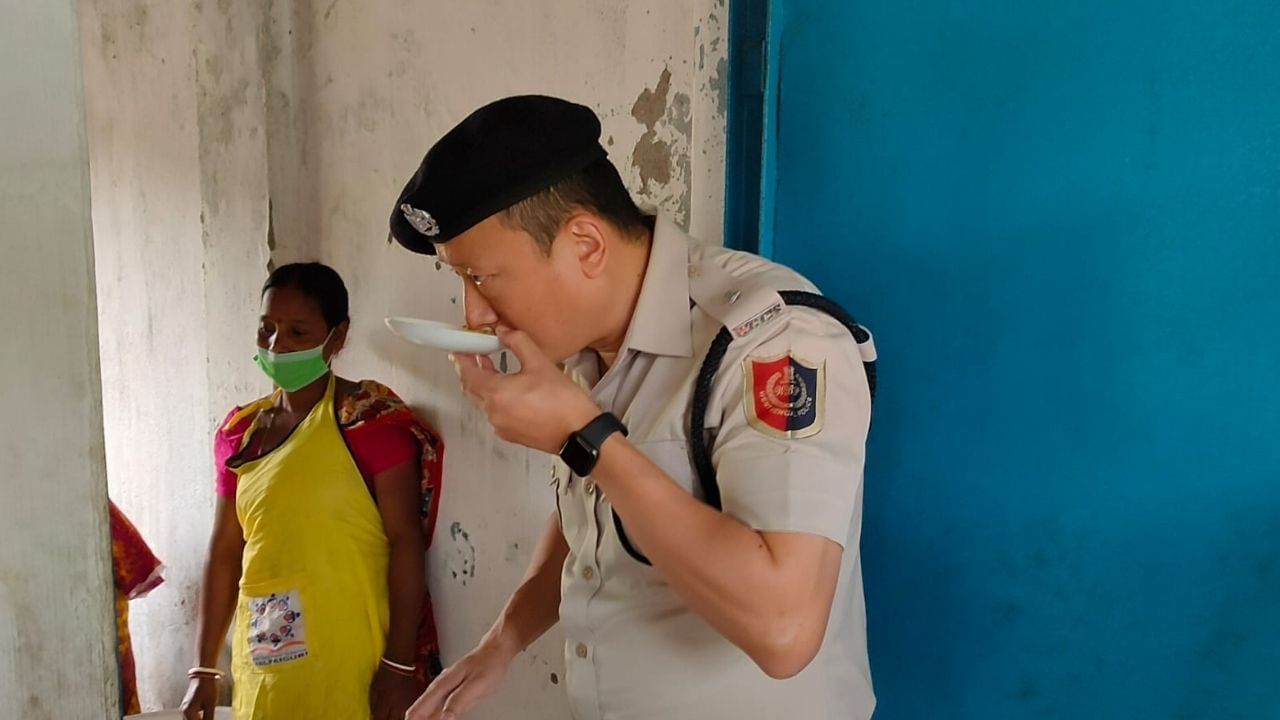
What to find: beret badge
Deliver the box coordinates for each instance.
[401,203,440,237]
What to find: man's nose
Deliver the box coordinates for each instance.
[462,280,498,329]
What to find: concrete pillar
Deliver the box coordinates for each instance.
[0,0,120,717]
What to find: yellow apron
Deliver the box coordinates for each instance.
[230,375,390,720]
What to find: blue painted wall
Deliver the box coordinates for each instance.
[750,1,1280,717]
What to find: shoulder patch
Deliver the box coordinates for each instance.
[743,353,826,439]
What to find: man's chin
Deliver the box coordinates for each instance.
[548,346,589,366]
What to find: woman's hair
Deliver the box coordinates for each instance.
[261,262,350,329]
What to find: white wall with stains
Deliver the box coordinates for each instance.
[80,1,729,716]
[0,1,120,717]
[80,0,274,710]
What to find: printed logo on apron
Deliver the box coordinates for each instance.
[247,590,309,666]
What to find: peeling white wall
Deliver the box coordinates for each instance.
[284,5,728,719]
[0,0,119,717]
[81,0,271,709]
[81,3,214,706]
[80,1,729,716]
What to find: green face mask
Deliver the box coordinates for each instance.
[254,330,333,392]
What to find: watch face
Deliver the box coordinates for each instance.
[561,412,626,477]
[562,434,599,476]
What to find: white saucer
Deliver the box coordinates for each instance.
[384,316,502,354]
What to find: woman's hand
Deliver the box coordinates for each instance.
[370,664,423,720]
[179,676,220,719]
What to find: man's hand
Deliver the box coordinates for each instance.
[406,641,515,720]
[451,329,599,454]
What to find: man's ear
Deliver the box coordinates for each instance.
[563,213,609,279]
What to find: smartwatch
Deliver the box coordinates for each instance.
[558,412,628,477]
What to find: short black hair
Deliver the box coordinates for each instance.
[499,158,649,253]
[262,262,349,329]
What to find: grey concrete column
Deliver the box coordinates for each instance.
[0,0,120,717]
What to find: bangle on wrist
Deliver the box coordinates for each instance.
[380,656,417,677]
[187,666,224,680]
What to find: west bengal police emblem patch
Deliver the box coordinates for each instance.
[743,353,826,439]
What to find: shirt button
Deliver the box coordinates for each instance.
[585,480,596,496]
[575,643,589,659]
[582,566,595,580]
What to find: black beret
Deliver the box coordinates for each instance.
[390,95,608,255]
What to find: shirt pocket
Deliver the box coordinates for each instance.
[599,438,698,571]
[552,459,591,550]
[631,438,697,495]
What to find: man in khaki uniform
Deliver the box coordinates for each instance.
[390,96,876,720]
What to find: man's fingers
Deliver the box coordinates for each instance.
[451,353,500,397]
[496,329,549,371]
[439,686,472,720]
[407,670,462,720]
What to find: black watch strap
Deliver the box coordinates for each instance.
[559,412,628,477]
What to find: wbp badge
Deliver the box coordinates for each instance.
[401,203,440,237]
[743,353,826,439]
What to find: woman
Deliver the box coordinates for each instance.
[181,262,444,720]
[111,500,165,715]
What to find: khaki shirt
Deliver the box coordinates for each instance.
[554,216,876,720]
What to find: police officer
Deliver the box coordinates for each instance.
[390,95,876,720]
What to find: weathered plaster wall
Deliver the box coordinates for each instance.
[286,7,727,715]
[81,0,272,708]
[80,1,729,715]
